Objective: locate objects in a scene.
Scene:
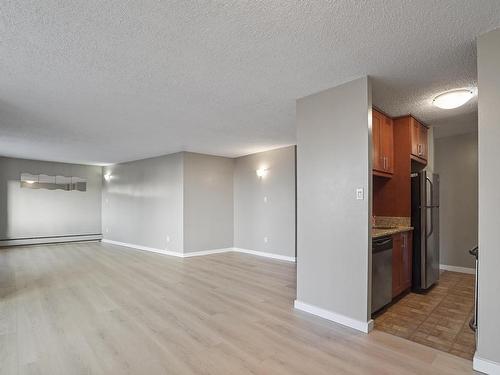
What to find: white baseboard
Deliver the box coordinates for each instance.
[102,239,184,257]
[183,248,233,257]
[294,300,373,333]
[0,234,102,247]
[440,264,475,275]
[474,354,500,374]
[233,247,296,262]
[101,240,295,262]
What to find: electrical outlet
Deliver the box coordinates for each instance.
[166,235,171,243]
[263,196,268,203]
[264,236,268,243]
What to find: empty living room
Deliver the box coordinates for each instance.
[1,2,500,374]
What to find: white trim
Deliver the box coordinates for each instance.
[102,239,184,257]
[294,300,373,333]
[474,354,500,374]
[0,234,102,247]
[233,247,296,262]
[101,241,295,262]
[440,264,475,275]
[183,248,233,257]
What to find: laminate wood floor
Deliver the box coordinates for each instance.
[0,242,475,374]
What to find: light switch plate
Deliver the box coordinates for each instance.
[356,188,364,200]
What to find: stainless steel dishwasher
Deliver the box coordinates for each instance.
[372,236,393,314]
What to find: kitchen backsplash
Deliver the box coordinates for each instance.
[373,216,411,228]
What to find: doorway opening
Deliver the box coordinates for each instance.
[370,107,478,360]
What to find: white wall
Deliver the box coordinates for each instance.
[102,149,296,258]
[233,146,296,258]
[475,27,500,372]
[102,153,184,253]
[296,77,372,331]
[183,152,234,253]
[0,157,102,245]
[434,132,478,269]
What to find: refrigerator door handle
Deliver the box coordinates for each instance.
[426,177,434,237]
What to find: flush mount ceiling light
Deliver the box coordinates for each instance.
[432,89,475,109]
[104,173,112,182]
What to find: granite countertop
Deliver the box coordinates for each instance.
[372,226,414,238]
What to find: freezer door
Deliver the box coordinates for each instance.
[421,173,440,289]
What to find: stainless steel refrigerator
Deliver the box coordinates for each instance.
[411,171,440,291]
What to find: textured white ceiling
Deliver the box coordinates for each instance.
[1,1,499,164]
[433,111,478,139]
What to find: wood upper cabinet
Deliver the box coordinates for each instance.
[381,116,394,173]
[419,125,428,160]
[372,110,383,172]
[410,118,420,156]
[372,109,394,176]
[410,117,428,162]
[392,231,413,298]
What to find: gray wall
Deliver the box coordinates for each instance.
[434,132,478,269]
[0,156,102,240]
[102,153,184,253]
[233,146,296,258]
[296,77,371,324]
[476,28,500,368]
[183,152,234,253]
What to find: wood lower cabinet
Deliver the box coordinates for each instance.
[392,231,412,298]
[401,233,412,289]
[392,234,403,297]
[372,109,394,177]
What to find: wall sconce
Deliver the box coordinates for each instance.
[256,168,268,178]
[104,173,112,182]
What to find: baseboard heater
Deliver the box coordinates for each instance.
[0,233,102,247]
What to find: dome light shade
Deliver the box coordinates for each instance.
[432,89,474,109]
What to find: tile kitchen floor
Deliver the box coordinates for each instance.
[374,271,476,360]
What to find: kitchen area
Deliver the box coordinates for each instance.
[370,108,477,360]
